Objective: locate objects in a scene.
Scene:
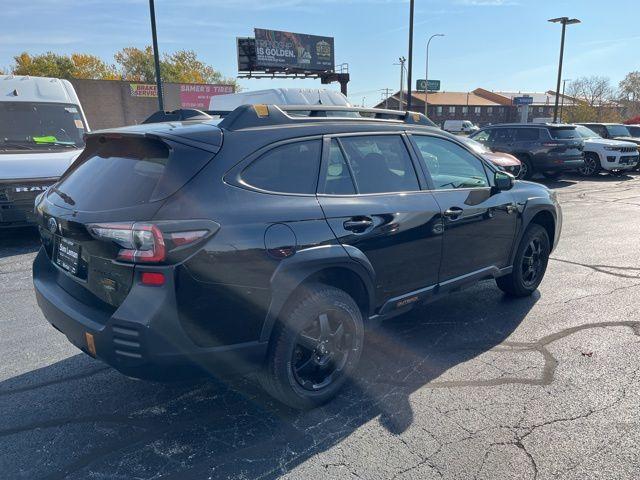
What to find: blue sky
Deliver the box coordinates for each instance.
[1,0,638,106]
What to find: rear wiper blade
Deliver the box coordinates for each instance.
[50,187,76,206]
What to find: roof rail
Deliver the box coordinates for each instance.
[218,104,437,131]
[142,108,212,124]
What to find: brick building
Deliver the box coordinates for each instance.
[375,87,577,126]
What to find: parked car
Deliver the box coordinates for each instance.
[573,125,639,176]
[469,123,584,180]
[33,105,561,409]
[0,75,89,228]
[457,135,522,178]
[443,119,479,134]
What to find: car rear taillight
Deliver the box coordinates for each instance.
[89,222,166,263]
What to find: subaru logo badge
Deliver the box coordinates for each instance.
[47,217,58,234]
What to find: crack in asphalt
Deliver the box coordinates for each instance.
[550,257,640,279]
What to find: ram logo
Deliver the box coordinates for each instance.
[15,186,50,193]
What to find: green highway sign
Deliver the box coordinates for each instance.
[416,79,441,92]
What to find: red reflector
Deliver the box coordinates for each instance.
[141,272,165,286]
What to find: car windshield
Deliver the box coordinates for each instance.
[459,136,490,154]
[0,101,87,151]
[574,125,601,139]
[626,125,640,137]
[606,124,631,137]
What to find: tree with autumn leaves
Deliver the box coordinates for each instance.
[10,47,238,88]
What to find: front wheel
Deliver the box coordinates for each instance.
[260,284,364,409]
[577,153,601,176]
[496,224,550,297]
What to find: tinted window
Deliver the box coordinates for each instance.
[627,126,640,137]
[516,128,539,141]
[339,135,420,194]
[321,140,356,195]
[413,136,489,190]
[491,128,515,143]
[241,140,321,194]
[51,137,211,211]
[606,125,632,137]
[549,128,580,139]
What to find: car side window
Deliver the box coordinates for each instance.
[516,128,539,141]
[321,140,357,195]
[492,128,515,143]
[412,135,489,190]
[337,135,420,194]
[472,130,490,143]
[240,140,321,194]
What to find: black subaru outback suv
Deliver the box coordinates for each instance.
[33,105,562,408]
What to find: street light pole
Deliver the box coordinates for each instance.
[398,57,406,111]
[559,78,571,123]
[548,17,580,123]
[149,0,164,111]
[424,33,444,116]
[407,0,415,110]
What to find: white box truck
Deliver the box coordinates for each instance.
[0,75,89,227]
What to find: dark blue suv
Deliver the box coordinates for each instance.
[33,105,562,408]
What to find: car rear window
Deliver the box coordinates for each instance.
[240,140,321,194]
[548,128,580,139]
[50,136,213,211]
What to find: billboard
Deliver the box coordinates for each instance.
[253,28,334,72]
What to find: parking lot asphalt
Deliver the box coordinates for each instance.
[1,173,640,480]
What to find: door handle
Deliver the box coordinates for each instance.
[443,207,463,220]
[343,217,373,233]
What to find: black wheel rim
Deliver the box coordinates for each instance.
[292,310,356,391]
[521,237,544,287]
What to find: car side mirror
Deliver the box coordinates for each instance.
[494,170,514,191]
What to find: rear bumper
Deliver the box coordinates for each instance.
[33,248,268,379]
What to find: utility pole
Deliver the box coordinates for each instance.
[397,57,406,111]
[424,33,445,116]
[548,17,580,122]
[406,0,415,110]
[149,0,164,111]
[381,88,393,109]
[559,78,571,123]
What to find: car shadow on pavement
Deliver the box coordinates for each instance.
[0,227,40,258]
[0,283,538,479]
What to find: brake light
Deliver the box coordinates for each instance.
[141,272,165,286]
[88,222,166,263]
[170,230,208,247]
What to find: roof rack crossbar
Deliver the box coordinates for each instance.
[218,104,437,131]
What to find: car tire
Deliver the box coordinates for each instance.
[259,284,364,409]
[577,152,601,177]
[541,171,562,180]
[496,224,550,297]
[515,155,533,180]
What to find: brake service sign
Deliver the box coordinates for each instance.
[254,28,335,72]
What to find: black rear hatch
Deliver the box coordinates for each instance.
[37,124,221,308]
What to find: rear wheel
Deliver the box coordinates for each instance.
[260,284,364,409]
[496,224,550,297]
[577,152,601,176]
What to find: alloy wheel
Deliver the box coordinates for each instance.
[578,155,598,176]
[521,238,543,287]
[292,311,357,391]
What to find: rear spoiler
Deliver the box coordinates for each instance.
[142,109,212,124]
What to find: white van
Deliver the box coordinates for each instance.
[443,119,478,134]
[0,75,89,227]
[209,88,351,113]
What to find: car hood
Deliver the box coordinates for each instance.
[612,136,640,146]
[0,149,82,180]
[584,138,637,148]
[482,151,521,167]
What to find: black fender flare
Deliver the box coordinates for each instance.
[259,244,376,343]
[510,201,558,264]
